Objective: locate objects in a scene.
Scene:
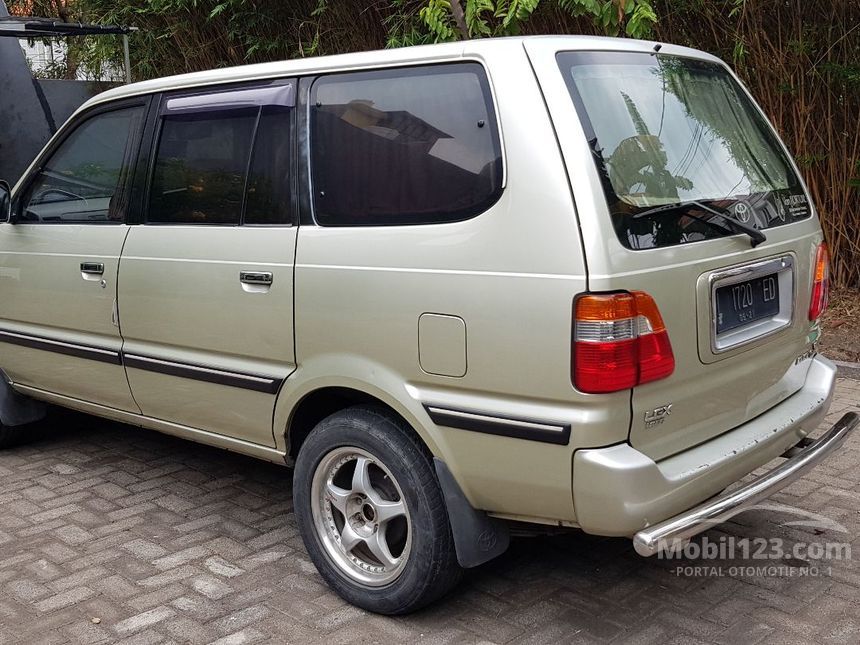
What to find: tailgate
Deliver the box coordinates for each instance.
[524,38,825,459]
[614,239,821,460]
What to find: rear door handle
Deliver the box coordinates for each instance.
[239,271,273,286]
[80,262,104,275]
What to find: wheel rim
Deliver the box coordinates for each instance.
[310,446,412,587]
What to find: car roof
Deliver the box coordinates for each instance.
[81,35,722,112]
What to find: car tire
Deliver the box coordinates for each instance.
[293,405,462,614]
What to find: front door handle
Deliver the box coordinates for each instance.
[80,262,104,275]
[239,271,273,286]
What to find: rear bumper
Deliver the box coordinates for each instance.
[572,354,841,537]
[633,411,858,555]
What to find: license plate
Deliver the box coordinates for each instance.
[715,273,780,334]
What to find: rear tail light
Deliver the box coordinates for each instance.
[808,242,830,321]
[573,292,675,394]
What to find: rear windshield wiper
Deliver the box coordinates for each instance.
[631,200,766,248]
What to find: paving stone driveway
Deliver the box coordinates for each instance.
[0,378,858,645]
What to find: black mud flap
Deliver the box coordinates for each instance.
[433,458,510,568]
[0,372,46,427]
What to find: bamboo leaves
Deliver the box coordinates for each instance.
[409,0,658,44]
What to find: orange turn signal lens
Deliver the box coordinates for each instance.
[575,293,636,321]
[808,242,830,321]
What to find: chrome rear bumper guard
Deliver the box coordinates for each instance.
[633,412,859,557]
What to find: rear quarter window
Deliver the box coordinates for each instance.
[309,63,503,226]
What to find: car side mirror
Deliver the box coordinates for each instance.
[0,180,10,223]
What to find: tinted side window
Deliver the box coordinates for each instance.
[21,106,144,223]
[310,63,503,226]
[244,106,292,225]
[149,109,257,225]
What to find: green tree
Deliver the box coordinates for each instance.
[10,1,657,80]
[386,0,656,46]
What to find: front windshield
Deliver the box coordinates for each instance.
[557,51,811,249]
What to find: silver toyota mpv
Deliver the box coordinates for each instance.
[0,36,855,613]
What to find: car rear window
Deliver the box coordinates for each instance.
[309,63,503,226]
[557,51,809,250]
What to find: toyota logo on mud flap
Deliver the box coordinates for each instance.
[734,202,752,223]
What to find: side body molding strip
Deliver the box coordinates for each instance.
[0,328,283,394]
[0,329,121,365]
[122,354,283,394]
[424,404,571,445]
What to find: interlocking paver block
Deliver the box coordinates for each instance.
[0,378,855,643]
[114,606,176,634]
